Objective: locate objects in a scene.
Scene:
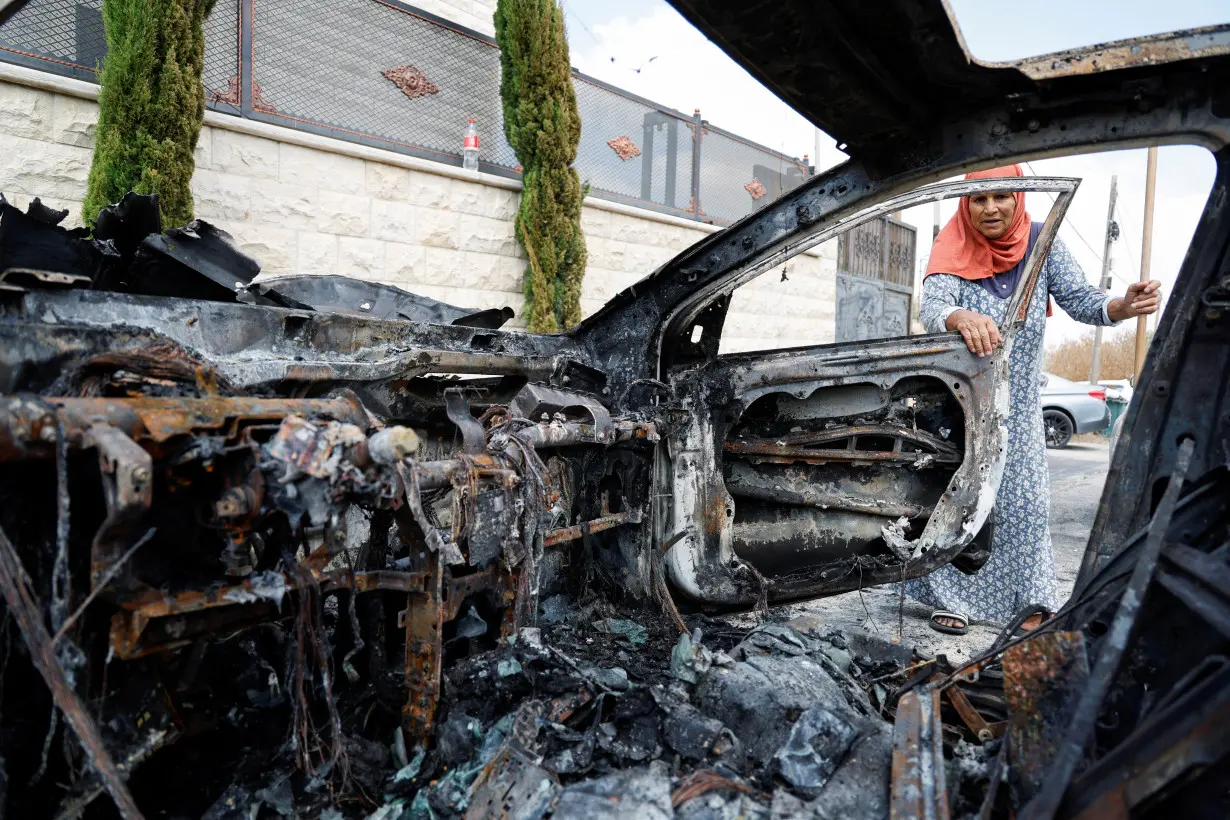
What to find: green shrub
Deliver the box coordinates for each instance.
[82,0,215,228]
[495,0,586,332]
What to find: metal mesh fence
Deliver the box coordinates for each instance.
[0,0,105,75]
[572,76,695,216]
[250,0,519,168]
[0,0,805,223]
[698,126,807,224]
[204,0,241,105]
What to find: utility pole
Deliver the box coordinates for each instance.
[1089,175,1118,385]
[1135,147,1158,379]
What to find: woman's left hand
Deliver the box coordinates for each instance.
[1108,280,1163,322]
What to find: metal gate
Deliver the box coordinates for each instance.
[835,216,917,342]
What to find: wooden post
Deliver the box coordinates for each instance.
[1135,147,1159,379]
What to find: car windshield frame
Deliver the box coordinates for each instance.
[686,176,1080,358]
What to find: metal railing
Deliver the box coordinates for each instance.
[0,0,809,225]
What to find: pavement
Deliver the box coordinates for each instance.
[774,439,1112,662]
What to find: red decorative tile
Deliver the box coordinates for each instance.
[607,135,641,161]
[382,64,440,100]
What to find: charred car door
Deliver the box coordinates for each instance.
[659,176,1077,607]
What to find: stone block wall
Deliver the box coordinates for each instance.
[0,67,836,347]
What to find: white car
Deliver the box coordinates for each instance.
[1041,373,1113,448]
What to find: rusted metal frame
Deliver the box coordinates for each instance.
[724,440,960,466]
[0,523,146,820]
[890,685,950,820]
[737,422,960,456]
[86,424,154,595]
[1066,660,1230,819]
[945,684,1005,742]
[118,568,431,616]
[403,550,444,743]
[109,568,431,659]
[0,394,369,461]
[1023,437,1196,820]
[440,564,508,621]
[1002,632,1091,803]
[542,510,643,547]
[411,457,517,491]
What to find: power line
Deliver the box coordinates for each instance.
[559,1,600,46]
[1023,161,1134,288]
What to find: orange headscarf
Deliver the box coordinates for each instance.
[926,164,1031,280]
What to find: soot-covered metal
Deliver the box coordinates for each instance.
[1,1,1229,815]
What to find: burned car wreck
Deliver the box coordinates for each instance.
[0,0,1229,817]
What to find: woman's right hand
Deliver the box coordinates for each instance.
[945,309,1003,357]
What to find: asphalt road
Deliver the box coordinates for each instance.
[774,440,1112,662]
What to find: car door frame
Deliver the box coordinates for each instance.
[657,176,1079,606]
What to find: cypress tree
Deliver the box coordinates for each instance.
[82,0,215,228]
[494,0,587,333]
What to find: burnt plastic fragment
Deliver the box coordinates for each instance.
[91,192,162,262]
[0,194,118,281]
[122,220,261,302]
[256,274,514,328]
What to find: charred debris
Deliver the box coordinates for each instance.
[0,193,1226,819]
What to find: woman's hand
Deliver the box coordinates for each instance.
[945,309,1003,357]
[1108,280,1163,322]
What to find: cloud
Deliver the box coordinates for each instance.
[566,5,835,166]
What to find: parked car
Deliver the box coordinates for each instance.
[1040,372,1112,448]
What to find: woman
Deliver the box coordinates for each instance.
[906,164,1162,635]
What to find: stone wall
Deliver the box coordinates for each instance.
[0,65,837,350]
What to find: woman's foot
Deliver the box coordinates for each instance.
[930,610,969,635]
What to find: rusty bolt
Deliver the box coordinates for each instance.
[131,466,151,483]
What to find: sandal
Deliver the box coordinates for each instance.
[930,610,969,635]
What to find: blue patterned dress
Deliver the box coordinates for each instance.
[904,230,1116,624]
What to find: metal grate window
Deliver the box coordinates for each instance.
[204,0,240,105]
[572,76,695,216]
[0,0,807,222]
[250,0,518,168]
[697,126,806,224]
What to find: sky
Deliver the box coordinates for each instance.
[559,0,1227,347]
